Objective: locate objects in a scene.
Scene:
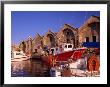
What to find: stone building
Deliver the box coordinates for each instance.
[43,29,57,48]
[78,16,100,45]
[11,44,19,51]
[42,24,78,48]
[18,16,100,55]
[32,33,43,53]
[19,36,33,55]
[57,24,78,48]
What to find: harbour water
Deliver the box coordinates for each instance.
[11,59,50,77]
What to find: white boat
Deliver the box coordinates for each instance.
[11,51,30,62]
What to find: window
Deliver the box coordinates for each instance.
[65,45,67,48]
[66,39,70,43]
[76,40,78,46]
[16,53,21,55]
[56,48,58,51]
[86,37,89,42]
[50,36,53,42]
[91,23,96,30]
[35,49,37,53]
[68,45,72,48]
[93,36,96,42]
[67,32,69,35]
[51,49,54,54]
[51,49,54,51]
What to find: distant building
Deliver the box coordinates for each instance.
[11,44,19,51]
[18,16,100,55]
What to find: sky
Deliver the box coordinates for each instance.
[11,11,100,45]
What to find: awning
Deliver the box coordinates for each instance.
[82,42,100,48]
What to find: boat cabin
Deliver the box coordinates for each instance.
[11,51,27,59]
[63,43,74,52]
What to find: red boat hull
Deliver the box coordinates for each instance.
[42,49,86,67]
[55,49,86,61]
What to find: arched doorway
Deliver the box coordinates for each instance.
[63,29,75,46]
[21,41,26,53]
[47,34,55,48]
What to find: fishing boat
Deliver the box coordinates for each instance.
[41,43,87,66]
[11,51,30,62]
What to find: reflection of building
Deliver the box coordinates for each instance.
[18,16,100,55]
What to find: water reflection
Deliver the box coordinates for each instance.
[11,59,50,77]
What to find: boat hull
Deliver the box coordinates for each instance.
[11,57,30,62]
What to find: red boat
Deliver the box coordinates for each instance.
[55,49,86,61]
[42,48,87,66]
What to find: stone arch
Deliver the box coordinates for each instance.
[63,28,75,46]
[46,33,56,48]
[43,30,56,48]
[57,24,78,47]
[21,41,26,53]
[27,36,33,54]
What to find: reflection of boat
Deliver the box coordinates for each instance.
[11,51,30,62]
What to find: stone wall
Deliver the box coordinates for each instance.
[18,16,100,55]
[78,16,100,44]
[57,24,78,48]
